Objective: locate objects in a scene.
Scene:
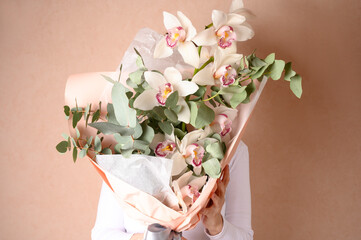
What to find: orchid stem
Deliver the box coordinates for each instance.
[205,23,213,29]
[193,56,214,76]
[203,91,220,102]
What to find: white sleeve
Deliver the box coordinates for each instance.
[91,182,134,240]
[205,141,254,240]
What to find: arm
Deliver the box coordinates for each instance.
[91,182,143,240]
[203,141,254,240]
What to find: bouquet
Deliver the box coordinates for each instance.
[56,0,302,233]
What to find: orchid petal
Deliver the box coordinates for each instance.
[233,24,254,41]
[220,53,243,66]
[177,97,191,123]
[218,42,237,55]
[172,180,188,213]
[171,152,188,176]
[174,171,193,189]
[163,11,181,29]
[164,67,182,84]
[227,13,246,25]
[174,81,199,96]
[214,105,238,121]
[181,129,204,150]
[229,0,244,13]
[177,41,200,68]
[193,166,202,176]
[177,11,197,40]
[212,10,228,30]
[154,37,173,58]
[144,71,167,89]
[188,176,207,190]
[149,133,165,150]
[192,66,215,85]
[192,28,218,46]
[133,89,159,110]
[214,48,223,70]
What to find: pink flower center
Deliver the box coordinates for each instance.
[216,25,237,49]
[155,140,176,157]
[166,26,186,48]
[156,83,173,105]
[211,113,232,136]
[184,143,204,167]
[213,65,237,87]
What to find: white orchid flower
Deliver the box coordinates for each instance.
[154,11,200,68]
[192,6,254,49]
[172,171,207,212]
[192,48,243,87]
[206,106,238,138]
[133,67,198,123]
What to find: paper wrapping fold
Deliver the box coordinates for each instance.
[64,71,266,232]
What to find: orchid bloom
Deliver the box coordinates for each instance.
[154,11,200,68]
[172,171,207,211]
[208,106,238,137]
[155,140,176,157]
[133,67,198,123]
[192,6,254,49]
[192,48,242,87]
[184,143,205,175]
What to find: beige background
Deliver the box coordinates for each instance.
[1,0,360,239]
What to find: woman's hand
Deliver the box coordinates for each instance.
[201,165,230,236]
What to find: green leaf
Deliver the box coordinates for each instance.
[284,62,296,81]
[72,147,78,162]
[129,69,145,85]
[122,149,133,158]
[84,104,90,121]
[251,57,267,69]
[190,102,215,129]
[133,121,143,139]
[75,127,80,139]
[86,136,93,146]
[174,128,186,139]
[139,123,155,144]
[230,89,248,108]
[79,148,87,158]
[111,82,137,128]
[72,111,82,128]
[268,60,286,80]
[173,105,182,114]
[106,104,118,124]
[164,109,178,123]
[64,106,70,120]
[165,91,179,108]
[114,134,133,149]
[89,122,135,135]
[206,142,224,159]
[126,78,138,88]
[202,158,221,178]
[101,74,116,84]
[158,121,173,135]
[94,136,102,152]
[92,109,100,123]
[133,140,149,151]
[188,101,198,127]
[290,74,303,98]
[101,148,112,155]
[251,65,268,80]
[264,53,275,64]
[134,48,145,68]
[61,133,69,140]
[152,106,166,120]
[192,86,207,101]
[56,141,68,153]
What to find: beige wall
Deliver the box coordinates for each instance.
[0,0,360,239]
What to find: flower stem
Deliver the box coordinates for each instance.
[193,56,214,76]
[203,91,220,102]
[205,23,213,29]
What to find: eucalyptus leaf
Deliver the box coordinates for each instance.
[206,142,224,159]
[164,109,178,123]
[101,74,116,84]
[284,62,296,81]
[139,123,155,144]
[192,102,215,129]
[230,88,248,108]
[56,141,68,153]
[75,127,80,139]
[152,106,166,120]
[79,148,87,158]
[92,109,100,123]
[122,149,133,158]
[264,53,275,64]
[86,136,93,146]
[72,147,78,163]
[165,91,179,108]
[89,122,135,135]
[61,133,69,140]
[114,134,133,149]
[94,136,102,152]
[129,69,145,85]
[268,60,285,80]
[134,48,145,68]
[107,104,118,124]
[72,111,82,128]
[64,106,70,119]
[158,121,173,135]
[174,128,186,139]
[133,140,149,151]
[112,82,137,128]
[290,74,303,98]
[101,148,112,155]
[84,104,90,120]
[202,158,221,178]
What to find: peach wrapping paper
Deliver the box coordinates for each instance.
[64,71,267,231]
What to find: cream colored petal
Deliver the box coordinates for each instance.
[193,166,202,176]
[233,24,255,41]
[229,0,244,13]
[214,105,238,121]
[177,97,191,124]
[164,67,182,84]
[177,41,200,68]
[212,10,228,30]
[174,171,193,189]
[227,13,246,25]
[172,180,188,213]
[188,175,207,190]
[171,152,188,176]
[192,28,218,46]
[163,11,181,29]
[133,89,159,110]
[154,37,173,59]
[174,81,199,96]
[144,71,167,89]
[177,11,197,40]
[220,53,243,66]
[191,66,215,86]
[149,133,165,150]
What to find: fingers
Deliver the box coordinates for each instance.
[215,165,230,197]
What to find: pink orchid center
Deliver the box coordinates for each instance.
[184,143,205,167]
[155,140,176,157]
[156,83,173,105]
[180,184,201,203]
[211,113,232,136]
[214,65,237,86]
[216,25,236,49]
[166,26,186,48]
